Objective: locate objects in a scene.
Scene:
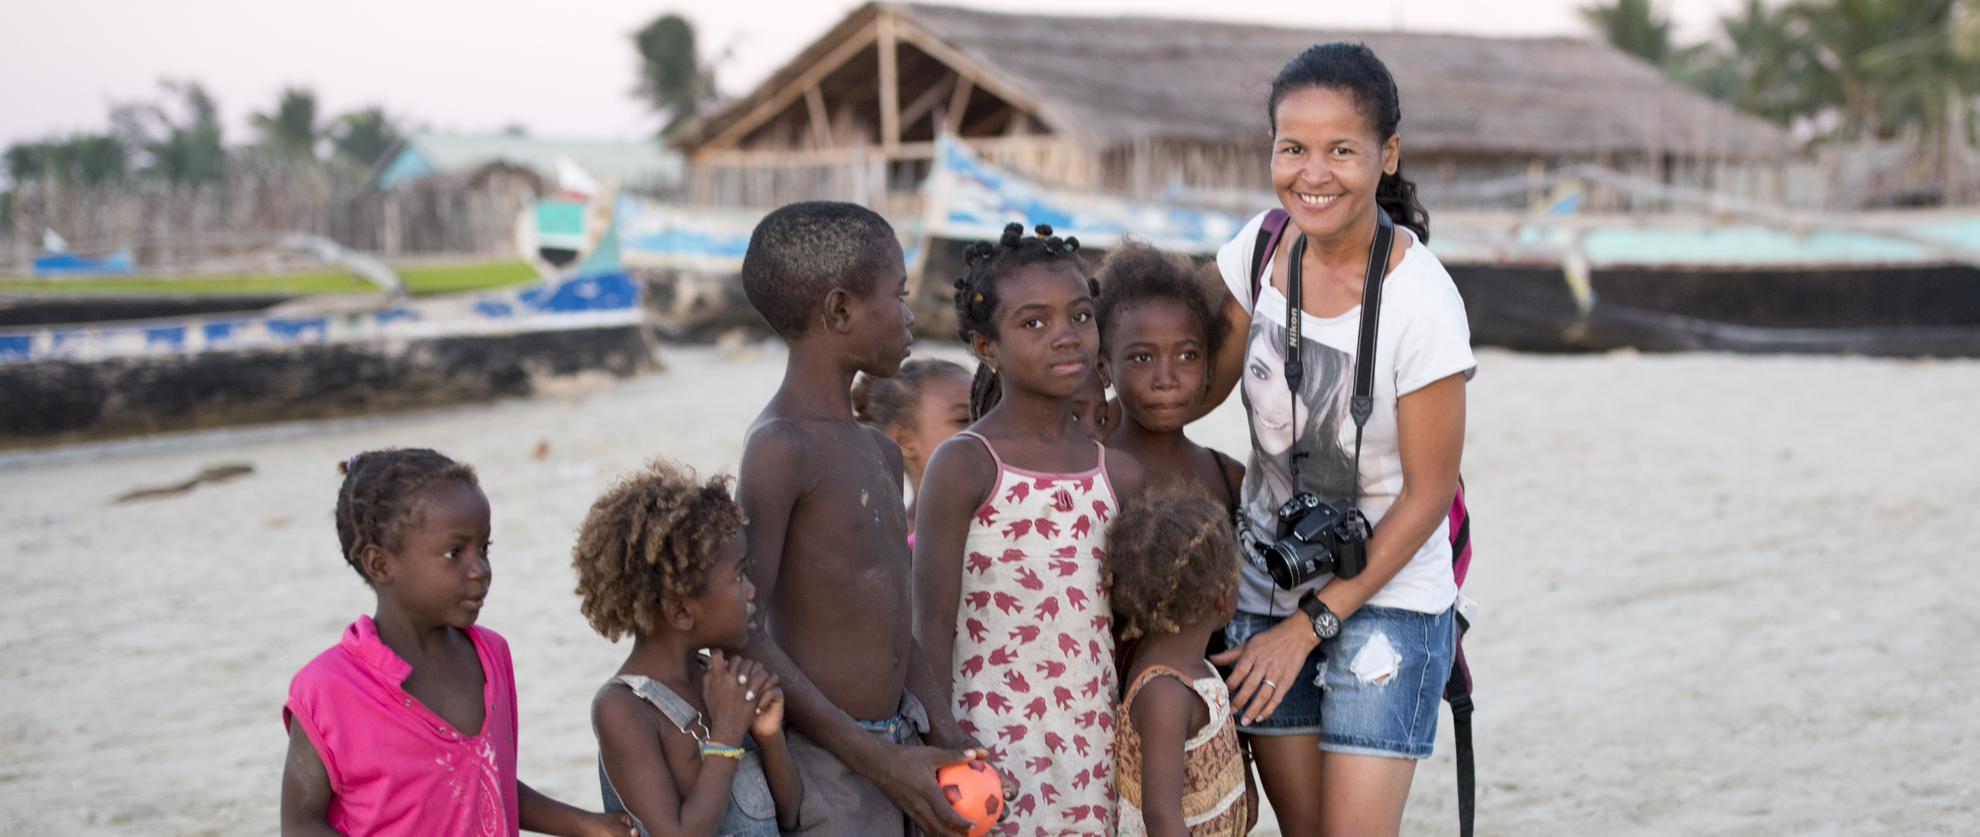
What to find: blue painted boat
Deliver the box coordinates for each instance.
[1,221,652,445]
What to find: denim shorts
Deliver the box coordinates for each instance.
[1219,604,1456,759]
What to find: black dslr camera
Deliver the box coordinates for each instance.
[1263,492,1370,590]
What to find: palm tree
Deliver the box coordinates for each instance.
[634,13,716,137]
[144,80,226,186]
[251,87,322,159]
[1786,0,1968,140]
[1719,0,1834,125]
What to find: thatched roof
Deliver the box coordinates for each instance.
[676,2,1793,162]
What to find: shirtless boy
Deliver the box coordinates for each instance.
[736,202,992,836]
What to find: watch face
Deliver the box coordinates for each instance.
[1313,611,1340,639]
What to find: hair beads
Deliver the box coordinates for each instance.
[950,222,1091,418]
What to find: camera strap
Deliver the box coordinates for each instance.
[1284,207,1395,506]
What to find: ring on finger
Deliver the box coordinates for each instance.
[1261,679,1277,690]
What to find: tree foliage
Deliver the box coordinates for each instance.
[1582,0,1675,64]
[329,107,400,167]
[4,134,129,186]
[634,13,717,137]
[1587,0,1980,142]
[124,80,228,185]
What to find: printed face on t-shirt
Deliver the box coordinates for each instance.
[1238,316,1357,517]
[1243,326,1303,456]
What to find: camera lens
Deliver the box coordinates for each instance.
[1265,538,1334,591]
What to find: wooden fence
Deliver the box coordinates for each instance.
[3,160,547,276]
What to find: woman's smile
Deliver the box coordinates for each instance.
[1293,191,1342,209]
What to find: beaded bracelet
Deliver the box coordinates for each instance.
[700,741,745,760]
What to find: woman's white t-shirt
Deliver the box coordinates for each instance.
[1215,210,1476,616]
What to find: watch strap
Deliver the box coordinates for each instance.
[1298,591,1338,638]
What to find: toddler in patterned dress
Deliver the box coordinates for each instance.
[913,223,1146,836]
[1106,490,1256,837]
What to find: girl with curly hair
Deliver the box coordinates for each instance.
[1106,489,1255,837]
[574,460,803,837]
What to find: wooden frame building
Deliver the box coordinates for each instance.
[672,3,1796,212]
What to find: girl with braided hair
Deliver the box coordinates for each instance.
[913,222,1146,836]
[851,358,973,527]
[1105,489,1256,837]
[282,449,634,837]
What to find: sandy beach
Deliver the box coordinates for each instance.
[2,343,1975,836]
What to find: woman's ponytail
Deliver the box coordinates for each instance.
[1378,163,1430,243]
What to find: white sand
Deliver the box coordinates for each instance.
[2,344,1975,835]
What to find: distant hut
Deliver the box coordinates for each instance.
[673,2,1795,212]
[372,133,683,195]
[358,133,683,257]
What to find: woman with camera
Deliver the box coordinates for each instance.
[1196,43,1475,837]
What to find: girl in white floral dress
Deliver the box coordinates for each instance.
[913,224,1145,836]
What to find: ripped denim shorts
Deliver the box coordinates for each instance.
[1219,604,1456,759]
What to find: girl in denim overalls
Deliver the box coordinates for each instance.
[574,461,803,837]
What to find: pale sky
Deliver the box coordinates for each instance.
[2,0,1748,152]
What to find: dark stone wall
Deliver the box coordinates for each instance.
[0,326,654,447]
[0,295,295,328]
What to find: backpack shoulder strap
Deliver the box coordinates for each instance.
[1248,209,1291,305]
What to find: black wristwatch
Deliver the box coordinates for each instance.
[1298,591,1340,640]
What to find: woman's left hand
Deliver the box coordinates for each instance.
[1210,616,1319,725]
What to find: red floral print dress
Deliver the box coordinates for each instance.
[947,430,1118,837]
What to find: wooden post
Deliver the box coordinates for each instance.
[383,191,402,256]
[1526,157,1545,213]
[945,75,974,135]
[878,13,900,156]
[805,86,832,149]
[899,74,957,132]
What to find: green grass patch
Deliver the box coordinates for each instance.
[397,261,542,294]
[0,260,542,297]
[0,271,372,296]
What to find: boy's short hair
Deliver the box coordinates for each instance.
[571,460,746,642]
[741,201,899,338]
[1104,488,1241,641]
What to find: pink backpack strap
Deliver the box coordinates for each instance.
[1248,208,1292,306]
[1448,479,1471,588]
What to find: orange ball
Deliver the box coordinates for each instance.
[936,760,1004,837]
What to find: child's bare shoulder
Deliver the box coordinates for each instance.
[744,415,896,474]
[591,680,654,727]
[926,430,997,478]
[1105,446,1148,498]
[740,415,819,478]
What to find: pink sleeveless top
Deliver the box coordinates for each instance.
[947,430,1119,836]
[284,616,520,837]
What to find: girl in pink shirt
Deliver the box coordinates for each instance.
[281,448,634,837]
